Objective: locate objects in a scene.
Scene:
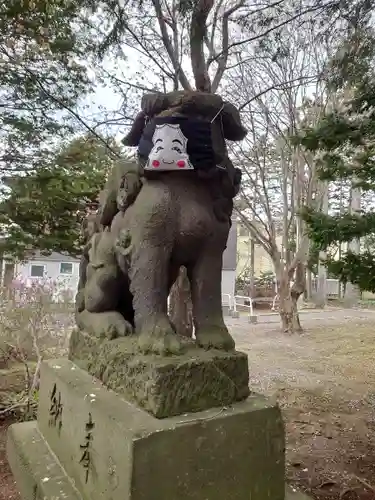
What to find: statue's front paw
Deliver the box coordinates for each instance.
[78,310,133,339]
[195,325,235,351]
[137,316,184,355]
[105,312,133,339]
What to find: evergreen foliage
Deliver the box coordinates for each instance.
[298,4,375,291]
[0,0,97,174]
[0,135,118,259]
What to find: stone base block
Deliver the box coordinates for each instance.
[7,421,81,500]
[8,359,287,500]
[69,329,250,418]
[231,310,240,318]
[248,315,258,324]
[8,420,310,500]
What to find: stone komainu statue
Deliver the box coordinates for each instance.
[75,90,247,354]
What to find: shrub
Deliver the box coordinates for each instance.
[0,276,74,420]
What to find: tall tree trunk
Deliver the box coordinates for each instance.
[277,264,304,334]
[278,281,302,333]
[169,267,193,338]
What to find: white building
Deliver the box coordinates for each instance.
[1,252,80,303]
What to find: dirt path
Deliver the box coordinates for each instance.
[228,309,375,499]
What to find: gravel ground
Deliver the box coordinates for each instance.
[227,309,375,500]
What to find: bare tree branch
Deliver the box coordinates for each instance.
[210,2,337,65]
[190,0,215,91]
[211,0,245,93]
[238,74,320,110]
[152,0,192,90]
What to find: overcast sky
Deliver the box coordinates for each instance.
[79,45,142,142]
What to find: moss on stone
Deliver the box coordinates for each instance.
[69,329,250,418]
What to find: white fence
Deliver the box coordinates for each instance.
[221,293,232,309]
[221,293,255,320]
[233,295,254,316]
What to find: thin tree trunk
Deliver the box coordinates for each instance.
[169,267,193,338]
[316,255,327,308]
[338,180,344,299]
[315,185,328,308]
[305,268,312,301]
[249,237,255,298]
[344,182,361,307]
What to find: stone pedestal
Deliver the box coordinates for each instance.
[69,330,250,418]
[8,358,288,500]
[7,338,311,500]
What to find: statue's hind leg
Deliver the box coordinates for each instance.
[188,236,235,351]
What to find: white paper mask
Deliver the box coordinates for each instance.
[145,123,194,171]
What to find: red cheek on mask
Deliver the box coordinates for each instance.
[152,160,160,167]
[177,160,185,168]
